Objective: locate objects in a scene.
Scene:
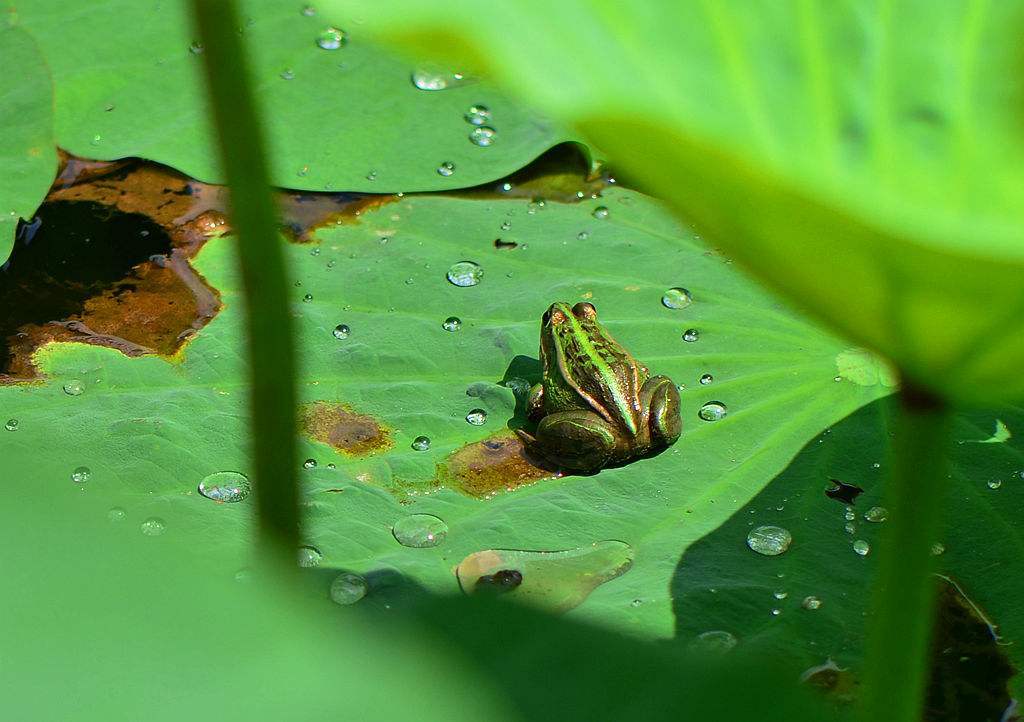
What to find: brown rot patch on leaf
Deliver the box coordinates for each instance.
[300,402,393,457]
[279,194,399,243]
[436,431,561,499]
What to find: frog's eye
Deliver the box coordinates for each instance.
[572,302,597,319]
[548,308,568,325]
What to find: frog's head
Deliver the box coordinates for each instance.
[539,301,601,365]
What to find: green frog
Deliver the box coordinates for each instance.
[516,301,682,472]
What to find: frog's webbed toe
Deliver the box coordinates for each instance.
[532,410,617,471]
[642,375,682,448]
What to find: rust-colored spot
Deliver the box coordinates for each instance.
[280,193,399,243]
[436,431,561,498]
[300,401,393,457]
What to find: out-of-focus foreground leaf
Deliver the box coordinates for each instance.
[0,22,57,263]
[331,0,1024,406]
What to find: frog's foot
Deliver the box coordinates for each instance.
[527,410,618,472]
[640,375,682,448]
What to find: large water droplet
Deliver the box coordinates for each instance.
[853,539,870,556]
[4,418,18,431]
[71,466,91,483]
[63,379,85,396]
[297,545,322,567]
[468,126,496,147]
[411,64,464,91]
[699,373,713,385]
[988,479,1003,490]
[332,324,350,339]
[198,471,251,503]
[465,408,488,426]
[688,630,738,654]
[140,517,166,536]
[411,435,431,451]
[592,206,610,220]
[662,287,693,309]
[329,572,368,605]
[456,540,633,613]
[863,506,888,523]
[315,26,347,50]
[683,329,700,343]
[436,161,456,177]
[464,104,491,125]
[802,595,822,610]
[442,316,462,332]
[698,401,727,422]
[392,513,449,548]
[446,261,483,287]
[746,525,792,556]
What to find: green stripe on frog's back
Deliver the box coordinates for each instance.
[554,310,640,436]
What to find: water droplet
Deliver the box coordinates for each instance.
[863,506,888,523]
[662,287,693,309]
[689,630,738,654]
[280,68,295,80]
[500,220,511,231]
[773,590,788,600]
[853,539,870,556]
[698,373,713,385]
[698,401,727,422]
[466,408,488,426]
[332,324,350,339]
[71,466,91,483]
[107,506,126,522]
[771,608,782,616]
[442,316,462,332]
[802,595,822,610]
[464,104,491,125]
[411,435,431,451]
[988,479,1003,490]
[446,261,483,287]
[189,41,204,54]
[301,5,316,16]
[468,126,496,146]
[436,161,456,177]
[577,231,589,240]
[844,522,856,534]
[844,507,856,521]
[931,542,946,556]
[682,329,700,343]
[315,26,347,50]
[302,293,313,303]
[4,418,18,431]
[329,572,368,605]
[63,379,85,396]
[234,568,252,583]
[630,598,643,607]
[90,134,102,146]
[746,525,792,556]
[303,458,317,469]
[198,471,251,503]
[365,169,377,181]
[392,513,449,548]
[592,206,610,220]
[411,64,464,91]
[297,545,322,567]
[140,517,166,536]
[297,165,309,177]
[456,541,633,613]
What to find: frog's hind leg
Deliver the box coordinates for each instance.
[640,375,682,448]
[530,410,617,472]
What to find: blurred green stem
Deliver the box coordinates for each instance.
[190,0,299,565]
[859,384,950,722]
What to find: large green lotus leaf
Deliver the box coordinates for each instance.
[2,475,833,722]
[672,397,1024,703]
[10,0,569,195]
[0,23,57,263]
[0,186,887,639]
[331,0,1024,406]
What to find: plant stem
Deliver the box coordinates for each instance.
[858,384,951,722]
[190,0,299,564]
